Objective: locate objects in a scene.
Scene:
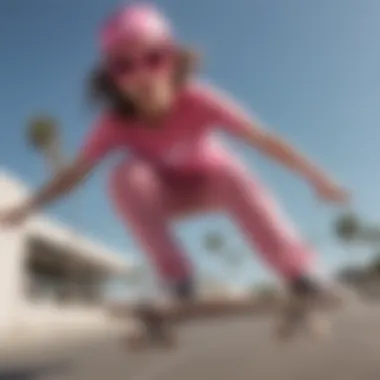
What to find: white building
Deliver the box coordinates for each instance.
[0,169,133,348]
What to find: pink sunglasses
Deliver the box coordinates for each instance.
[108,48,174,78]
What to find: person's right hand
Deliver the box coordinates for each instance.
[0,206,30,228]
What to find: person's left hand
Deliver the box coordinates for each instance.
[312,177,350,204]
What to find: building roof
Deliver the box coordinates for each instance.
[29,216,133,274]
[0,168,135,275]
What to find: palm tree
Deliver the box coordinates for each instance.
[203,231,225,253]
[334,212,361,243]
[335,212,380,247]
[369,255,380,276]
[26,114,65,173]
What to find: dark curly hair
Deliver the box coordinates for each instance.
[87,48,199,120]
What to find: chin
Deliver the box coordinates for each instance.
[147,97,173,114]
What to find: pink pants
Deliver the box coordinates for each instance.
[109,155,314,282]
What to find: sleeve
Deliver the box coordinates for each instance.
[78,115,116,166]
[194,82,262,136]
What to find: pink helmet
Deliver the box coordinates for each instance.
[100,3,175,54]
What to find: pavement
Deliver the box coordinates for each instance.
[3,299,380,380]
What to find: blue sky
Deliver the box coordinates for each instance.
[1,0,380,289]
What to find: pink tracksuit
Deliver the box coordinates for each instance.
[80,81,313,282]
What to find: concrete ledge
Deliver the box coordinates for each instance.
[0,319,129,370]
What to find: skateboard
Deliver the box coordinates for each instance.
[124,319,179,352]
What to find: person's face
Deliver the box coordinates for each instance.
[107,42,177,116]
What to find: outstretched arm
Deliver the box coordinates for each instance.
[0,117,114,225]
[20,158,95,216]
[239,124,327,185]
[200,85,325,181]
[197,82,348,202]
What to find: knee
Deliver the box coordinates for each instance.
[109,160,135,200]
[108,160,162,208]
[211,160,252,192]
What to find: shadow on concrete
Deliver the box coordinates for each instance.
[0,361,72,380]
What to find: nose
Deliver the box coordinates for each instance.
[136,70,164,95]
[131,64,155,86]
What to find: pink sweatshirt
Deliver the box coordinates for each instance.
[80,81,255,169]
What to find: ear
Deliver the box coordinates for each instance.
[177,47,200,72]
[173,47,200,86]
